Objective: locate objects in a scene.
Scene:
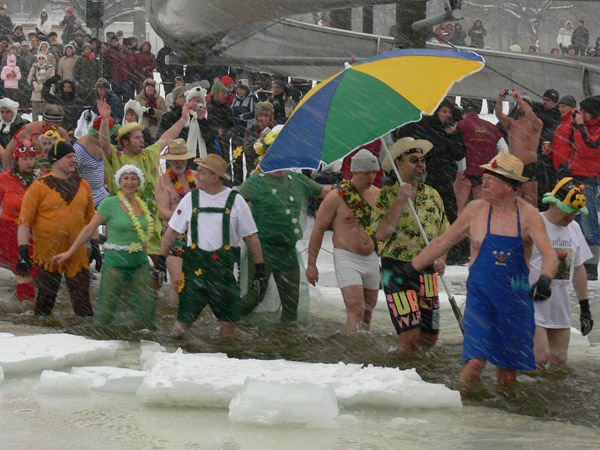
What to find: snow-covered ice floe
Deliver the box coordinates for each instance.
[137,350,462,411]
[0,333,122,375]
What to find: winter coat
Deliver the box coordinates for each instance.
[42,76,84,132]
[135,89,167,137]
[232,92,258,136]
[557,21,573,48]
[90,91,124,123]
[73,54,102,105]
[1,54,21,89]
[0,13,13,37]
[451,26,467,46]
[572,25,590,49]
[60,14,78,44]
[27,62,55,101]
[156,105,209,142]
[0,114,29,148]
[36,11,52,36]
[133,41,156,88]
[571,116,600,177]
[37,42,57,68]
[468,22,487,49]
[103,44,133,82]
[206,97,235,154]
[156,45,184,85]
[57,50,79,81]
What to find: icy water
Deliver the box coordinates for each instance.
[1,224,600,448]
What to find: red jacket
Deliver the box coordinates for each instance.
[134,41,156,84]
[552,112,574,169]
[570,116,600,177]
[104,44,133,82]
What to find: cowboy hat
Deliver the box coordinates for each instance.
[160,138,195,160]
[382,137,433,173]
[194,153,231,180]
[480,153,529,183]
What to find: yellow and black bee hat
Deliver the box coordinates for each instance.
[542,177,588,215]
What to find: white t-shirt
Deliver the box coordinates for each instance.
[529,214,591,328]
[168,188,257,251]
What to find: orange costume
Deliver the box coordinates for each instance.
[19,174,95,276]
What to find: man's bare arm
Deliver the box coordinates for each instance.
[412,201,475,271]
[306,191,339,285]
[155,177,174,221]
[495,90,512,129]
[159,226,179,257]
[573,264,588,301]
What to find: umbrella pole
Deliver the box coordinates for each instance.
[380,139,465,336]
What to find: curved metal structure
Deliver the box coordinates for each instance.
[147,0,600,101]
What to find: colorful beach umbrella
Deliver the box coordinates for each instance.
[259,48,485,172]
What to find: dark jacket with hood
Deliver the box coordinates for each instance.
[42,75,84,132]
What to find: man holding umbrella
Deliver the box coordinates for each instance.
[372,137,449,355]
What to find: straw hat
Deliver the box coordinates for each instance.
[194,154,230,180]
[480,153,529,183]
[160,138,195,160]
[117,122,145,143]
[382,137,433,173]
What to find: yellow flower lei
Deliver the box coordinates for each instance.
[118,191,155,252]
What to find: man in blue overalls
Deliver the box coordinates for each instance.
[157,154,267,339]
[403,153,558,387]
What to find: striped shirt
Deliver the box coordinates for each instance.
[74,142,108,207]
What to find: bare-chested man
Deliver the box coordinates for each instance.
[306,149,381,333]
[495,88,543,206]
[404,153,557,387]
[155,138,197,306]
[2,104,69,169]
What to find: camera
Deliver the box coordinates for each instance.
[505,89,514,95]
[444,118,455,128]
[572,110,580,119]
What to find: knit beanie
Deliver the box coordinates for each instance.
[350,149,380,173]
[558,95,577,108]
[543,89,559,103]
[47,139,75,164]
[211,81,228,95]
[580,95,600,118]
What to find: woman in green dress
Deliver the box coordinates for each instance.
[54,164,156,329]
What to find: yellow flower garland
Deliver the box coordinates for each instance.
[118,191,155,251]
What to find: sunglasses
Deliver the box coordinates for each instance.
[407,156,426,164]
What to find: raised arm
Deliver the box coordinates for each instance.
[375,183,413,242]
[96,98,113,160]
[495,89,512,129]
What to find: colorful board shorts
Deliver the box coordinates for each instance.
[381,257,440,335]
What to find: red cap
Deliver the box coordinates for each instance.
[14,140,36,159]
[66,6,74,14]
[221,75,235,85]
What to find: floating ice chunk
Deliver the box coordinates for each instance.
[36,370,93,395]
[0,334,122,374]
[140,340,167,362]
[229,378,339,427]
[138,352,461,410]
[389,416,430,427]
[71,366,147,393]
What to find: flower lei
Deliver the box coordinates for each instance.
[12,167,42,187]
[337,180,375,238]
[167,166,196,197]
[118,191,155,252]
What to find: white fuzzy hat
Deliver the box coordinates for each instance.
[185,86,207,103]
[114,164,146,190]
[0,97,19,133]
[123,99,146,125]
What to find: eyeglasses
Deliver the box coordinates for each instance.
[408,156,426,164]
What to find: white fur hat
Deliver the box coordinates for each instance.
[0,97,19,117]
[185,86,207,103]
[123,99,146,125]
[114,164,146,190]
